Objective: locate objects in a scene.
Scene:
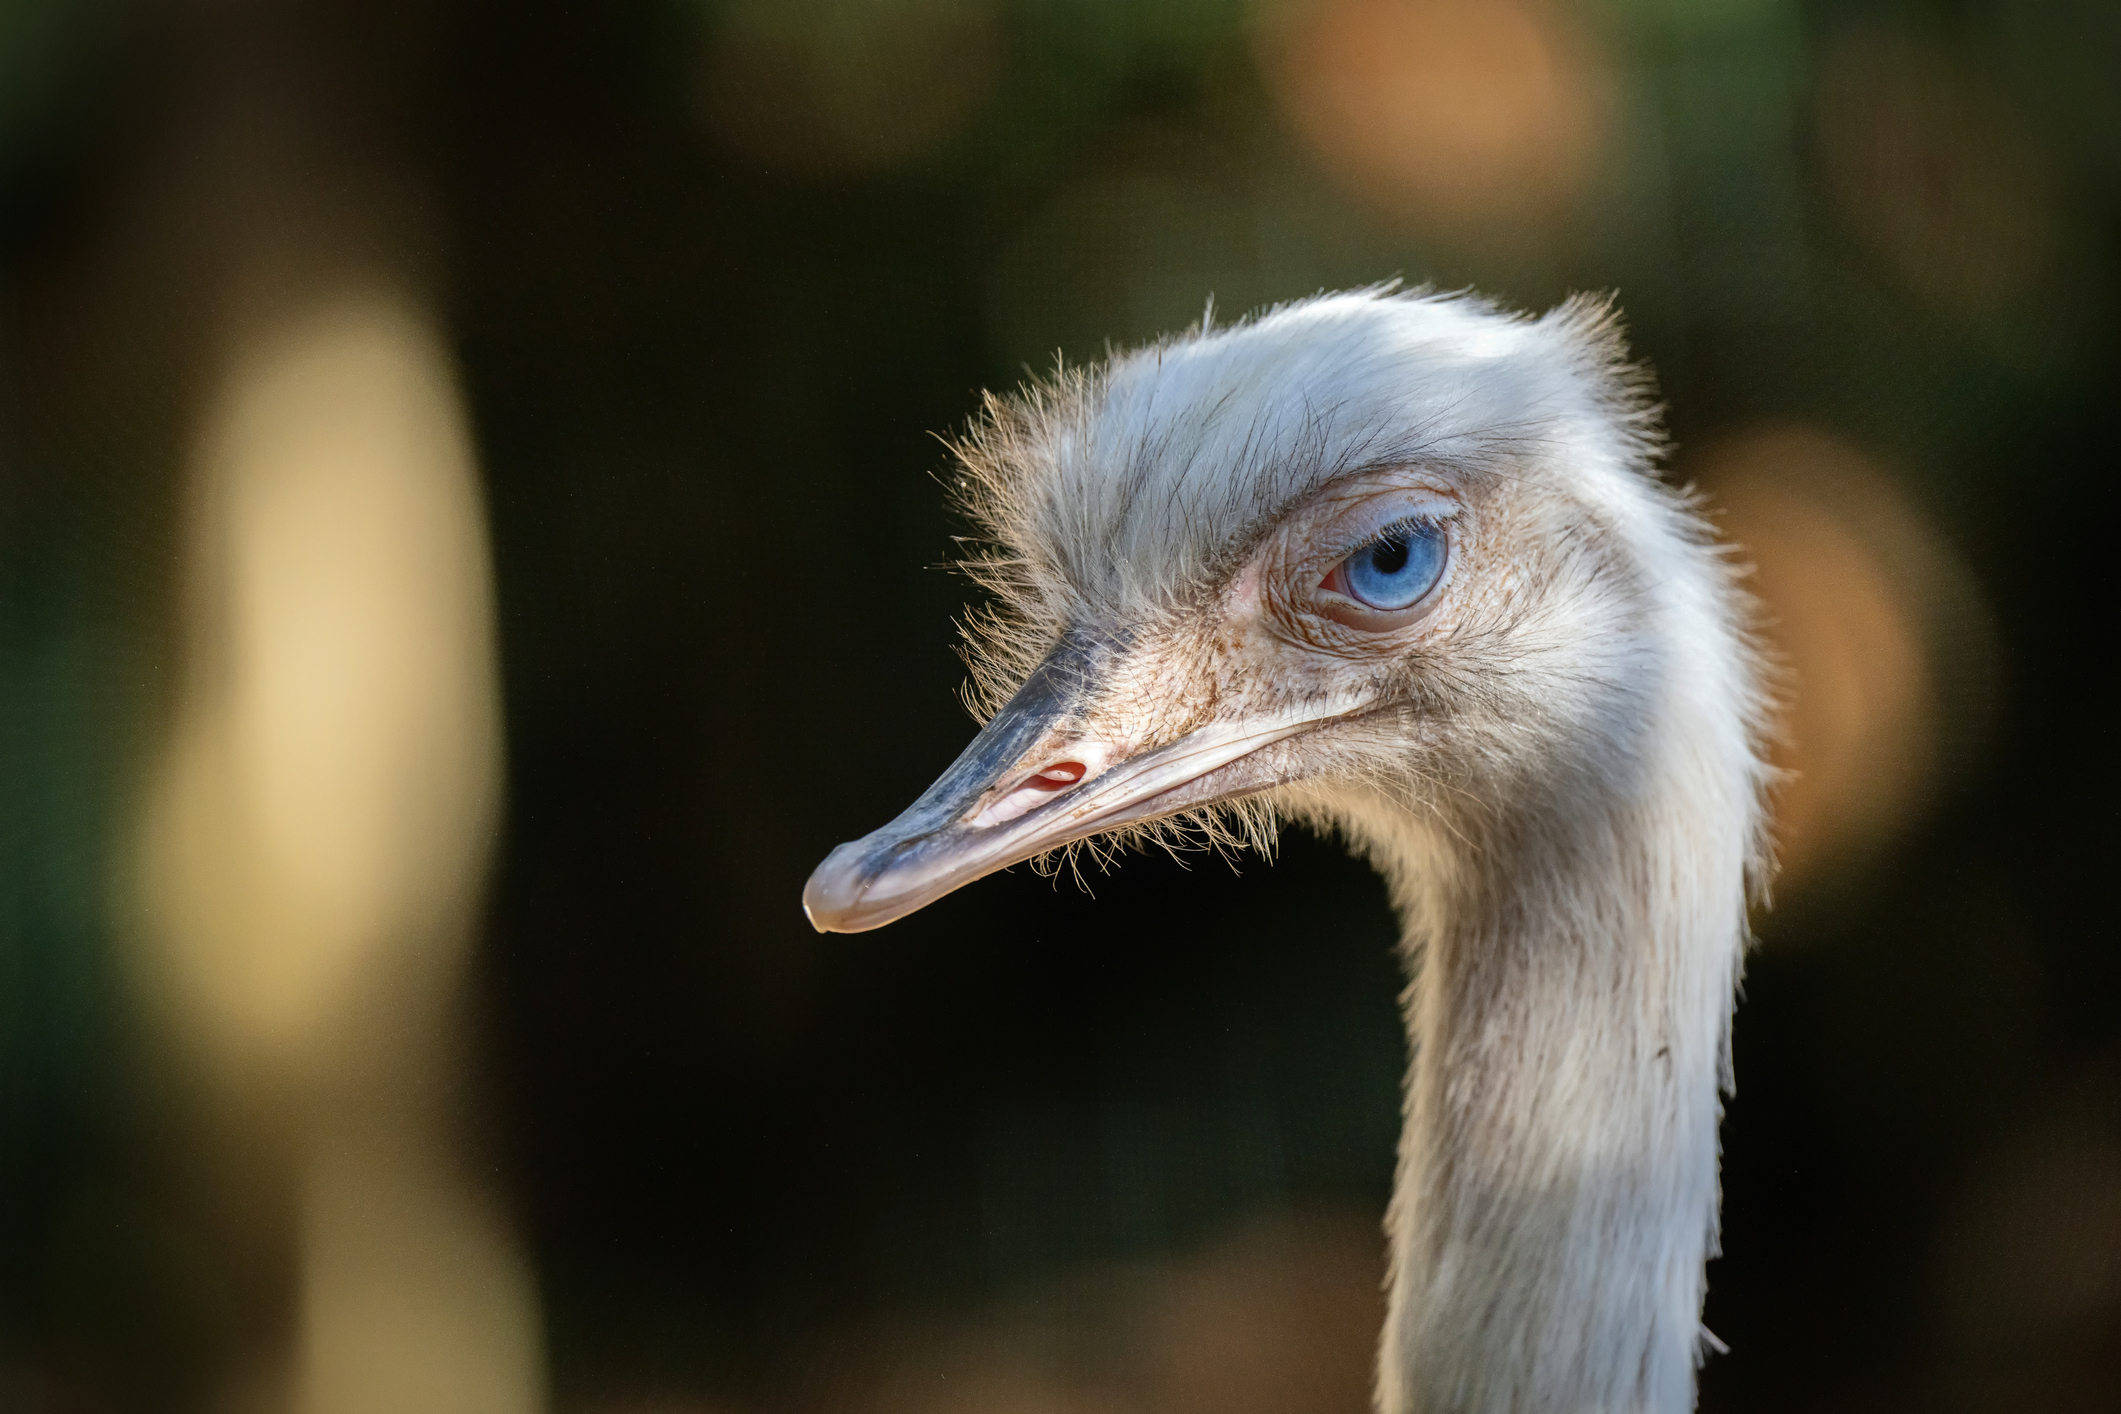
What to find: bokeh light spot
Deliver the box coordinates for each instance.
[1700,425,1992,897]
[1254,0,1612,231]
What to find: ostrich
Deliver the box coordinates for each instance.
[803,288,1772,1414]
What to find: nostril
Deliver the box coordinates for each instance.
[1025,761,1086,791]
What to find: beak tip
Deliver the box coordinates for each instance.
[802,840,872,934]
[800,874,841,934]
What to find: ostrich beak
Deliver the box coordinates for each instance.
[802,633,1317,933]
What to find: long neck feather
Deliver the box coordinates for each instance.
[1337,610,1757,1414]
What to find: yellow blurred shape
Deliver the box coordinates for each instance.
[1702,425,1986,893]
[1815,24,2055,318]
[698,0,1004,176]
[1254,0,1610,230]
[300,1125,544,1414]
[141,288,500,1075]
[135,282,540,1413]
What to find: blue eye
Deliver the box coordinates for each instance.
[1338,518,1446,611]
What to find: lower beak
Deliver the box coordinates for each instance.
[801,636,1320,933]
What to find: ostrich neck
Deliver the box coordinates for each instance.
[1347,731,1746,1414]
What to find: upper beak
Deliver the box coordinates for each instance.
[801,632,1322,933]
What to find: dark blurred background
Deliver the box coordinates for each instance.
[3,1,2117,1411]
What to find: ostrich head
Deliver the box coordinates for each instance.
[804,287,1771,1414]
[806,288,1763,934]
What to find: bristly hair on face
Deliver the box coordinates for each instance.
[935,283,1686,885]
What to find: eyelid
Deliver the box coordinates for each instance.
[1323,492,1459,562]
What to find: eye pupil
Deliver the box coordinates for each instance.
[1338,518,1445,612]
[1369,533,1411,576]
